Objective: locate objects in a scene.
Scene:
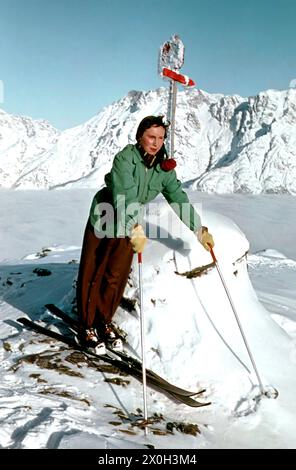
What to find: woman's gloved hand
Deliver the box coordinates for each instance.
[197,226,214,251]
[130,225,147,253]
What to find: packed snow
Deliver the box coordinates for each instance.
[0,189,295,449]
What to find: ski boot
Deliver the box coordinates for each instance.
[76,327,106,355]
[99,323,124,352]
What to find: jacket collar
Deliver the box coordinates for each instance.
[134,143,162,171]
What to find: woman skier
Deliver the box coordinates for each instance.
[76,115,214,352]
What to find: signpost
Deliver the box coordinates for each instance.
[159,35,196,157]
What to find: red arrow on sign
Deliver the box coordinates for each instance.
[162,67,195,87]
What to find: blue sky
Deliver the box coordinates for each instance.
[1,0,295,129]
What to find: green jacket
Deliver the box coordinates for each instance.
[89,144,201,237]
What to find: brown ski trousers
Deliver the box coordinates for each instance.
[76,220,134,328]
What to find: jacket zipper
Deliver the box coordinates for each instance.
[140,166,148,202]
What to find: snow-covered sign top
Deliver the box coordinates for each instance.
[158,34,185,73]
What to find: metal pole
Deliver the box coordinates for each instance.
[209,246,265,394]
[138,252,148,435]
[169,79,177,157]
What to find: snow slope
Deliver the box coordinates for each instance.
[0,189,295,449]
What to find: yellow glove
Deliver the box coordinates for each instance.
[197,226,214,251]
[130,225,147,253]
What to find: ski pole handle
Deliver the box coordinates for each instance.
[138,252,142,264]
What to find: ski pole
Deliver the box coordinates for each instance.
[138,252,149,434]
[208,245,278,399]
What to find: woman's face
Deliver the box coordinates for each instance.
[139,125,165,156]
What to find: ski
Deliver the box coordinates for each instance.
[18,316,210,408]
[45,303,206,399]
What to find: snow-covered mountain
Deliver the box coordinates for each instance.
[1,86,296,193]
[0,109,59,188]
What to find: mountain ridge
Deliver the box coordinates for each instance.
[1,86,295,193]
